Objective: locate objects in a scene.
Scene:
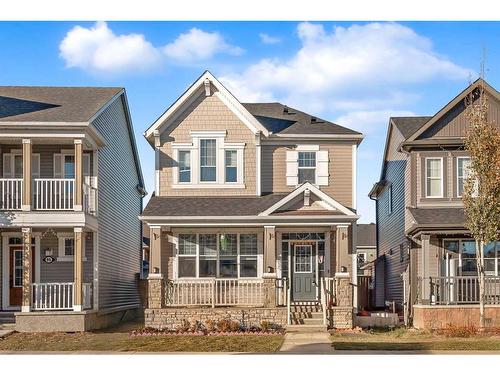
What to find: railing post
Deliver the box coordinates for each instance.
[212,278,216,308]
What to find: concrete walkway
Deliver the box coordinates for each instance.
[0,330,14,339]
[279,332,334,354]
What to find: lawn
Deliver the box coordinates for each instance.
[0,323,284,353]
[330,327,500,351]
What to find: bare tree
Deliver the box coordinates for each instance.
[463,80,500,330]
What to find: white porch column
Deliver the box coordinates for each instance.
[73,227,83,311]
[22,139,32,211]
[263,226,276,275]
[74,139,83,211]
[21,227,32,312]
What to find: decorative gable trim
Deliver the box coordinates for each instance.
[258,182,356,216]
[144,71,269,141]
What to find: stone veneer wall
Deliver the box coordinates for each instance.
[413,305,500,330]
[145,307,287,330]
[327,273,353,329]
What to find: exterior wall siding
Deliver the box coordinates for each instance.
[92,96,142,310]
[158,92,257,196]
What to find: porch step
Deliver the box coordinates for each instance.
[0,323,15,330]
[286,324,328,333]
[290,311,323,319]
[0,312,15,324]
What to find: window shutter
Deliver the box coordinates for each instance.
[32,154,40,178]
[53,154,62,178]
[316,150,329,186]
[3,154,12,178]
[286,151,298,186]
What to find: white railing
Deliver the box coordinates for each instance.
[165,278,265,307]
[321,277,336,326]
[32,282,93,310]
[0,178,23,210]
[83,183,97,216]
[33,178,75,210]
[419,276,500,305]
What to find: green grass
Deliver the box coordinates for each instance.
[330,327,500,351]
[0,323,284,353]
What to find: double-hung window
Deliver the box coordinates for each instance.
[225,150,238,183]
[178,151,191,183]
[298,151,316,184]
[199,234,217,277]
[219,234,238,278]
[426,158,443,198]
[178,234,197,278]
[239,234,258,277]
[200,139,217,182]
[457,157,471,197]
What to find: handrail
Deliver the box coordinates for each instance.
[0,178,23,210]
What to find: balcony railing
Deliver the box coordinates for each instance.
[165,278,265,307]
[0,178,22,210]
[418,276,500,305]
[31,282,92,311]
[33,178,75,210]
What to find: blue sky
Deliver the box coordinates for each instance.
[0,21,498,222]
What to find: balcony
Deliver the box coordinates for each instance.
[0,178,97,215]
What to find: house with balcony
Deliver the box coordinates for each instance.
[140,71,363,330]
[0,86,145,332]
[369,79,500,329]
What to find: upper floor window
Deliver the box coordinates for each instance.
[200,139,217,182]
[178,151,191,183]
[225,150,238,183]
[298,152,316,184]
[457,157,471,197]
[425,157,443,198]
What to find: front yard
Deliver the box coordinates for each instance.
[330,327,500,351]
[0,323,284,353]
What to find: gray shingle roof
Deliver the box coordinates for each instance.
[391,116,432,140]
[243,102,361,136]
[356,223,376,247]
[142,194,288,217]
[408,207,465,227]
[0,86,123,122]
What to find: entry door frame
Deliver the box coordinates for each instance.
[1,232,40,310]
[289,240,320,301]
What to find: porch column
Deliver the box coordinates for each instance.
[74,139,83,211]
[73,227,83,311]
[21,227,32,312]
[22,139,32,211]
[335,225,349,273]
[263,226,276,275]
[148,225,165,309]
[421,234,431,304]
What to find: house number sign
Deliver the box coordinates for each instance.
[43,255,55,264]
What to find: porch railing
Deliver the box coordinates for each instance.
[0,178,23,210]
[31,282,93,311]
[320,277,336,325]
[165,279,265,307]
[418,276,500,305]
[33,178,75,210]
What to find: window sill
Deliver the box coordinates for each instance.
[172,183,246,189]
[57,257,87,262]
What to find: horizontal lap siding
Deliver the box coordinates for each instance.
[92,97,142,310]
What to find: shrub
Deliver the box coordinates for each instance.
[178,319,191,333]
[229,320,241,332]
[260,320,272,332]
[216,319,232,332]
[442,323,478,338]
[205,319,216,332]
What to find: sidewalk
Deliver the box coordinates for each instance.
[279,332,334,354]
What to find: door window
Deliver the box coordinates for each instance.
[294,245,312,273]
[13,250,23,287]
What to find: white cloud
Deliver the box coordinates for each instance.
[60,23,243,74]
[259,33,281,44]
[221,22,472,109]
[59,21,161,74]
[163,28,243,62]
[335,109,415,135]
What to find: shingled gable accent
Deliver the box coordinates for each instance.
[258,182,357,217]
[406,78,500,143]
[144,70,269,143]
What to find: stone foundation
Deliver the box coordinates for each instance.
[413,305,500,330]
[145,307,287,330]
[330,307,353,329]
[327,272,354,329]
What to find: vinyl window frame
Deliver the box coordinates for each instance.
[425,157,444,198]
[57,233,86,262]
[456,156,471,198]
[297,151,317,184]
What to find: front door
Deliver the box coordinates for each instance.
[292,244,317,301]
[9,247,23,306]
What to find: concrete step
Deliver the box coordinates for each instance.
[286,324,327,333]
[302,318,324,325]
[0,323,15,330]
[291,311,323,319]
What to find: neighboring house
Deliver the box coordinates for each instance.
[0,87,145,332]
[140,71,363,329]
[356,223,377,276]
[369,79,500,329]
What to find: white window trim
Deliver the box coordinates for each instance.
[171,131,245,188]
[3,150,40,178]
[57,233,87,262]
[442,238,499,277]
[456,156,471,198]
[425,157,444,198]
[177,149,192,184]
[297,151,317,185]
[175,233,262,279]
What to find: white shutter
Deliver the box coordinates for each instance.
[286,151,298,186]
[3,154,12,178]
[83,154,91,185]
[32,154,40,178]
[316,150,329,186]
[53,154,62,178]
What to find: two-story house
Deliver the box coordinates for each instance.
[140,71,363,330]
[0,86,145,332]
[369,79,500,329]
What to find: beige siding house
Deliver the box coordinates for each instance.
[370,79,500,329]
[140,71,363,330]
[0,87,145,332]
